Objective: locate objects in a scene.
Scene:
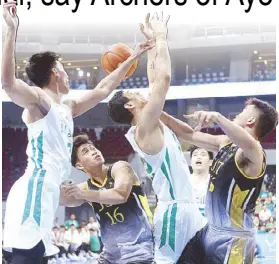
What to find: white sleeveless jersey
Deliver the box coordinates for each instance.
[3,99,73,256]
[190,175,210,218]
[125,123,193,202]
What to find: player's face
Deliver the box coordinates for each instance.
[77,143,105,171]
[191,148,212,173]
[55,61,70,94]
[123,91,147,109]
[233,105,258,127]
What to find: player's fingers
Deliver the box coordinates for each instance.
[197,112,206,128]
[183,114,194,119]
[145,13,150,25]
[165,15,170,25]
[205,114,212,124]
[154,12,159,21]
[160,11,163,22]
[3,3,16,10]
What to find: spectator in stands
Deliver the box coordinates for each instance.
[258,225,267,234]
[254,198,262,216]
[56,226,70,256]
[272,206,276,220]
[266,216,276,233]
[51,227,68,263]
[87,216,99,231]
[89,228,101,254]
[253,216,260,229]
[79,224,92,259]
[65,224,83,261]
[64,214,79,229]
[259,206,272,223]
[265,198,275,212]
[268,192,276,205]
[81,220,87,229]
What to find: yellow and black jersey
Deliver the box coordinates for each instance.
[87,164,153,246]
[206,142,266,231]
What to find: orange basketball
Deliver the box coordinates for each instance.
[101,43,138,79]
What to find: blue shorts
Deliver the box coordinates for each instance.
[177,224,256,264]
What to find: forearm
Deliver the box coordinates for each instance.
[70,56,138,117]
[161,112,194,136]
[147,48,157,87]
[59,193,85,207]
[96,56,137,96]
[1,29,17,89]
[154,38,171,83]
[216,114,258,150]
[80,189,127,205]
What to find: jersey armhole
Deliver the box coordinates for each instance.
[234,151,267,180]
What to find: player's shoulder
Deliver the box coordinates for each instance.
[111,161,131,171]
[218,135,232,150]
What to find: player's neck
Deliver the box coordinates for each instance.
[192,171,210,182]
[88,165,108,184]
[43,86,62,104]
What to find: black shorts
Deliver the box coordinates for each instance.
[11,240,48,264]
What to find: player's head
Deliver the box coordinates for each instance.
[233,98,278,140]
[60,225,66,232]
[70,214,76,220]
[70,224,76,231]
[26,51,70,94]
[89,216,94,223]
[190,146,213,174]
[81,220,87,228]
[108,91,147,124]
[71,133,105,173]
[52,227,58,233]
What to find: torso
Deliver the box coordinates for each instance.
[206,142,266,231]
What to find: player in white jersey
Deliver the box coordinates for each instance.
[108,13,204,263]
[189,146,213,223]
[2,2,152,263]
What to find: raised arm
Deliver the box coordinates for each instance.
[2,1,43,110]
[140,13,157,90]
[64,161,137,205]
[186,111,263,164]
[65,41,153,118]
[137,12,171,136]
[160,111,228,152]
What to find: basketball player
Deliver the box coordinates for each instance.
[189,146,213,220]
[2,2,152,263]
[108,13,204,263]
[60,133,154,264]
[160,99,278,263]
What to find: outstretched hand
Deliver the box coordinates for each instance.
[3,0,19,31]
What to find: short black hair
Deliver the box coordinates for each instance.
[71,133,93,166]
[189,145,214,160]
[245,98,278,139]
[107,91,134,124]
[26,51,60,88]
[70,224,75,227]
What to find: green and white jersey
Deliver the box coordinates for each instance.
[125,123,194,202]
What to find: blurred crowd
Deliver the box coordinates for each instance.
[49,214,102,263]
[254,191,276,234]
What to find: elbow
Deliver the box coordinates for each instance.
[162,73,171,85]
[118,195,128,204]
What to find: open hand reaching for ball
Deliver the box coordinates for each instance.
[130,40,155,60]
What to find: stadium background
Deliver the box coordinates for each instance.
[2,22,276,263]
